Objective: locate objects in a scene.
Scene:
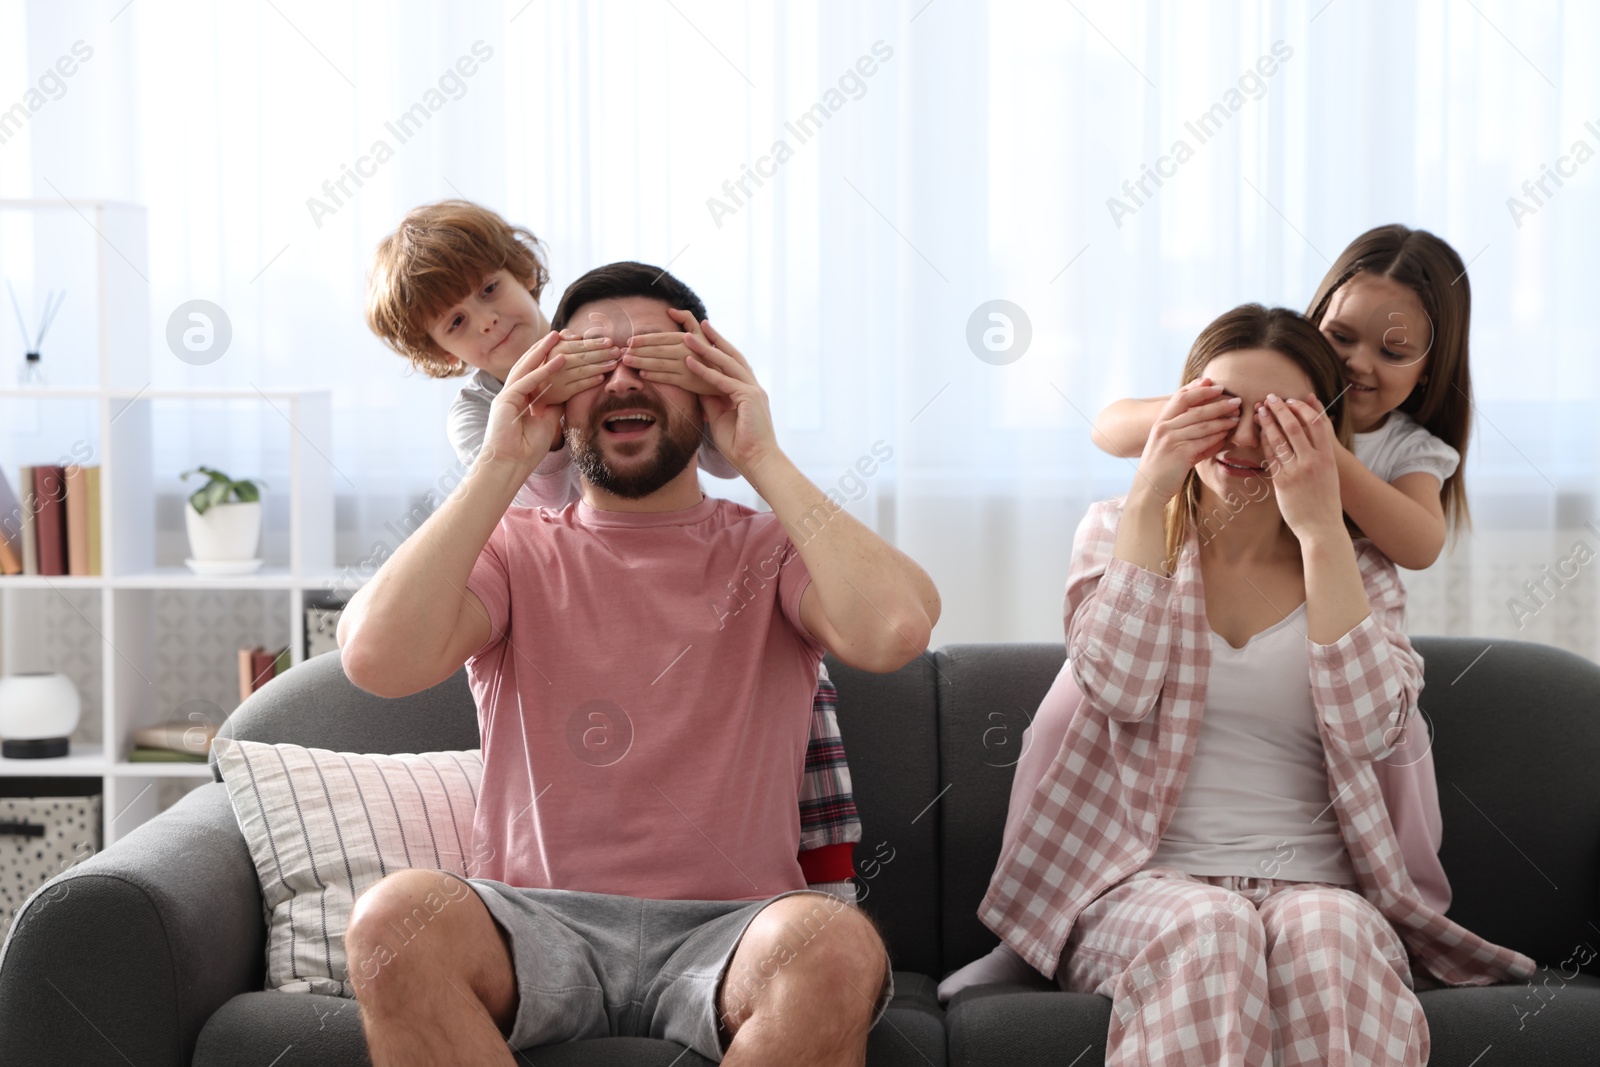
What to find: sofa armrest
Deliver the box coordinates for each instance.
[0,781,264,1065]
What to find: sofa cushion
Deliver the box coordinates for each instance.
[934,643,1068,979]
[826,653,944,979]
[944,979,1109,1066]
[214,738,481,996]
[1411,637,1600,973]
[942,978,1600,1067]
[1416,976,1600,1066]
[193,970,946,1066]
[195,992,720,1067]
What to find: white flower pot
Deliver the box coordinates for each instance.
[0,672,81,758]
[185,500,262,562]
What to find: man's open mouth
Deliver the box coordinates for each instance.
[601,412,658,438]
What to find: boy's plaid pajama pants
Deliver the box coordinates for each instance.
[1057,867,1426,1066]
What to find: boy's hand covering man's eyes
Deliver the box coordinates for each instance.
[617,307,724,396]
[531,332,621,405]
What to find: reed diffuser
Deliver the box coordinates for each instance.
[7,281,66,387]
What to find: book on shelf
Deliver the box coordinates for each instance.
[32,466,66,576]
[126,746,208,763]
[65,465,88,575]
[133,719,217,756]
[85,466,101,576]
[2,465,103,577]
[63,465,101,576]
[0,466,21,575]
[238,644,290,703]
[18,465,37,575]
[251,648,275,689]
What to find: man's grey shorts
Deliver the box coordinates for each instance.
[445,874,895,1060]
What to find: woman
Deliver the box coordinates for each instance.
[973,305,1531,1066]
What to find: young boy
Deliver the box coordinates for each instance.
[364,199,861,901]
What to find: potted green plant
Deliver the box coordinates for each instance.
[181,466,266,574]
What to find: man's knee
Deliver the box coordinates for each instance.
[722,892,887,1029]
[345,869,485,996]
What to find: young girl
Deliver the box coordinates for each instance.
[942,225,1471,997]
[362,200,862,902]
[975,304,1531,1065]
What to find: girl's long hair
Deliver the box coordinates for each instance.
[1164,304,1352,569]
[1305,223,1472,534]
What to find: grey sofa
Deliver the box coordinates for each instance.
[1,637,1597,1065]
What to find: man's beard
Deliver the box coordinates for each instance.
[568,398,703,499]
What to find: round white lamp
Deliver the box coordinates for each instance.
[0,672,81,758]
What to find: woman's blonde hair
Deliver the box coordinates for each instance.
[1163,304,1353,568]
[364,199,550,379]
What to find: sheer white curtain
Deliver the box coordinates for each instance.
[3,0,1597,655]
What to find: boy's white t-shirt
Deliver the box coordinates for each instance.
[1351,409,1459,485]
[447,368,740,508]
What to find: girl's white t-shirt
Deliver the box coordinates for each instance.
[1352,409,1459,484]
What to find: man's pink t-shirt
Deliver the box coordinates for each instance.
[464,493,827,902]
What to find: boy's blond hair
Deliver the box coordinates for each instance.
[365,199,550,379]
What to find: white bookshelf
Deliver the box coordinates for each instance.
[0,199,360,846]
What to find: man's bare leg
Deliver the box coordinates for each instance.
[717,892,891,1066]
[346,869,520,1067]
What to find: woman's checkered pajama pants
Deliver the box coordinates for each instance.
[1058,867,1426,1066]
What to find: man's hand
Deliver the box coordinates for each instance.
[677,318,782,477]
[617,308,722,396]
[480,331,600,479]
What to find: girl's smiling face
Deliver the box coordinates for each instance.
[1317,272,1431,433]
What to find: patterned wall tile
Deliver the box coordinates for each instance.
[154,590,290,726]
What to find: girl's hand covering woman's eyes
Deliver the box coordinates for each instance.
[1257,393,1344,538]
[1132,376,1243,504]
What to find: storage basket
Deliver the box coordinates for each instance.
[0,781,101,939]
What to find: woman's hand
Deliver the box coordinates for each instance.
[1130,377,1242,504]
[1259,393,1344,540]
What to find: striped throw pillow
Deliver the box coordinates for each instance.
[214,738,482,997]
